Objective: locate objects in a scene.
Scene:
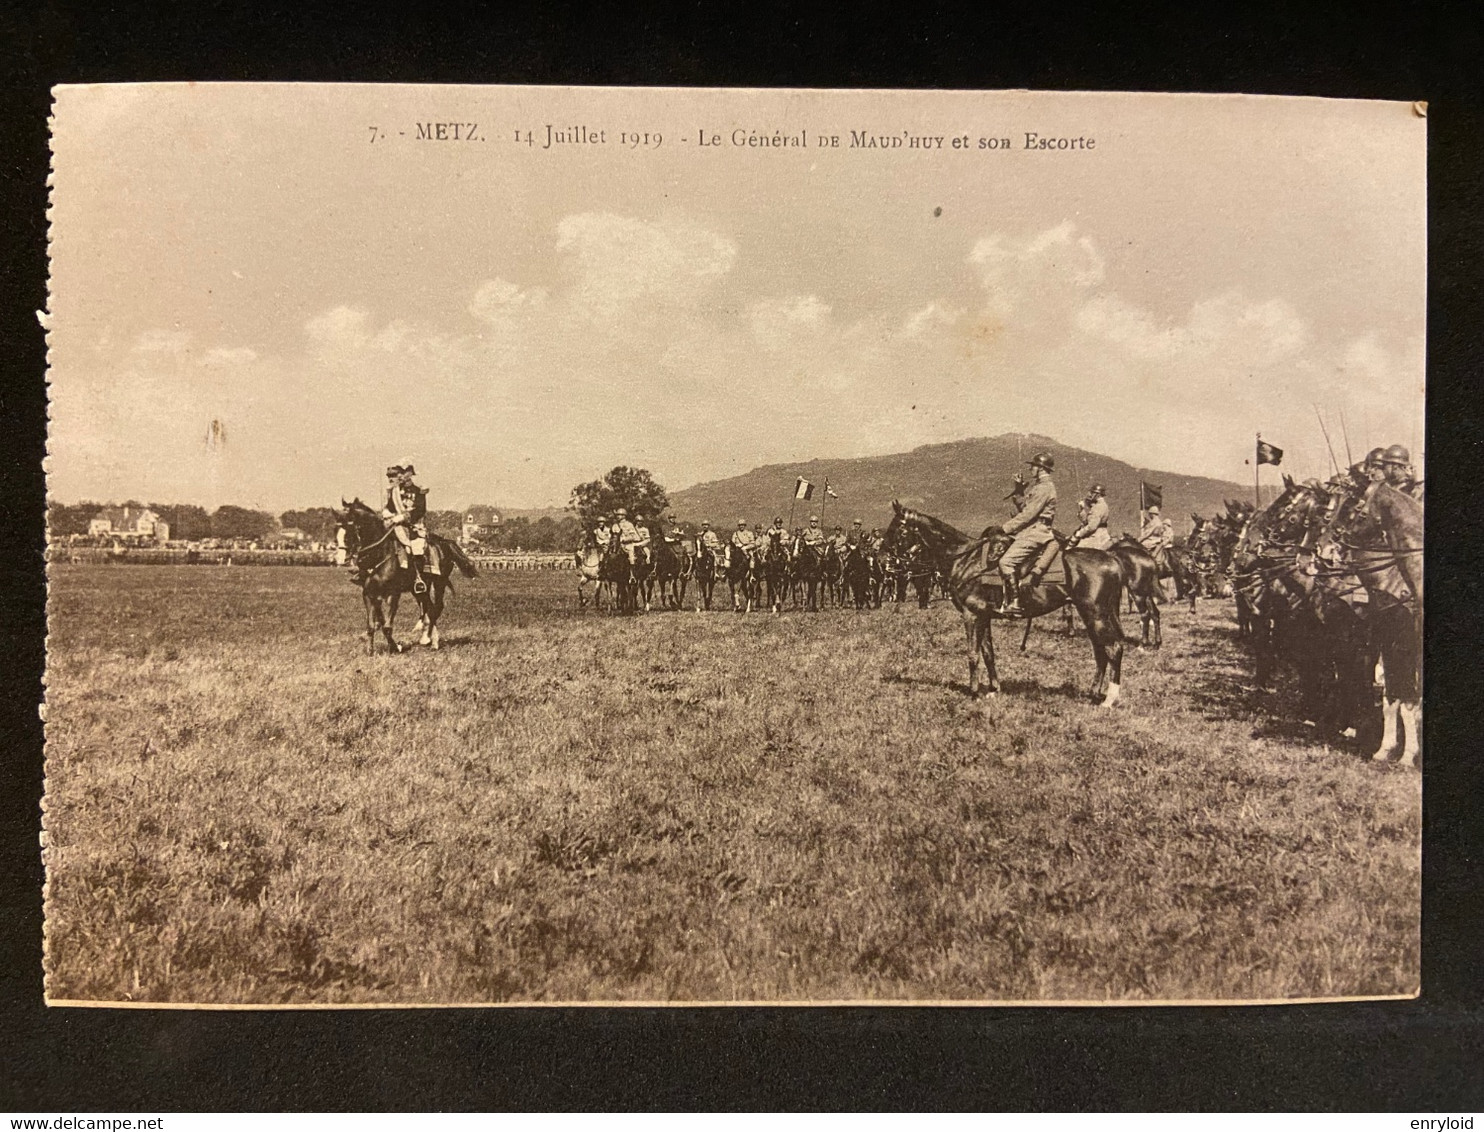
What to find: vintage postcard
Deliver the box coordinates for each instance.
[43,85,1424,1005]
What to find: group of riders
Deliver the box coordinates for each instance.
[579,507,901,612]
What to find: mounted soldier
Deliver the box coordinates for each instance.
[846,518,865,550]
[632,510,653,559]
[697,519,724,559]
[592,515,611,549]
[1068,482,1111,550]
[829,524,848,553]
[382,461,430,594]
[1139,504,1169,563]
[1380,444,1423,500]
[998,451,1057,616]
[612,508,642,563]
[766,515,790,552]
[801,514,827,550]
[728,518,756,568]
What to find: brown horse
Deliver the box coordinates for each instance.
[1107,536,1163,647]
[335,499,476,653]
[886,502,1128,706]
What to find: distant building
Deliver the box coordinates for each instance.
[87,506,170,545]
[265,527,309,548]
[462,513,497,546]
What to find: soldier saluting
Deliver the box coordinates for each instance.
[1067,483,1111,550]
[997,451,1057,616]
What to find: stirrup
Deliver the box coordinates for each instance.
[413,575,428,595]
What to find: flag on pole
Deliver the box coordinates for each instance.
[1140,482,1163,510]
[825,485,839,499]
[794,477,814,501]
[1256,439,1284,466]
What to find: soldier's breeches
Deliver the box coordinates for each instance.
[1000,528,1053,577]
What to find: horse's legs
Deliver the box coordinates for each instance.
[1399,699,1421,767]
[981,618,1000,694]
[385,591,404,652]
[1371,695,1401,762]
[963,616,980,696]
[1020,617,1033,652]
[363,592,379,654]
[1148,595,1162,649]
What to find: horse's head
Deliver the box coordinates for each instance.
[335,498,382,554]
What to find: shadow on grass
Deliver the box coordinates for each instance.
[880,670,1094,704]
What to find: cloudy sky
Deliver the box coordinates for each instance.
[47,86,1425,511]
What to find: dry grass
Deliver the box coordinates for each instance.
[43,564,1419,1003]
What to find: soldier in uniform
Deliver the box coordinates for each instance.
[729,518,756,568]
[1139,505,1167,558]
[765,515,789,553]
[846,519,865,550]
[997,451,1057,615]
[697,520,724,560]
[801,515,827,550]
[867,527,884,553]
[632,511,653,559]
[1380,444,1422,498]
[1362,447,1388,484]
[382,461,430,594]
[1067,483,1111,549]
[592,515,611,550]
[612,508,642,563]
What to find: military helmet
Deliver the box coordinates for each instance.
[1364,446,1386,467]
[737,518,747,526]
[616,507,628,517]
[1148,505,1161,515]
[1382,444,1411,466]
[809,514,819,522]
[1089,483,1105,496]
[701,520,710,527]
[853,518,863,526]
[1028,451,1055,472]
[774,517,783,524]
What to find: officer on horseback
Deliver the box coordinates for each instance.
[766,515,789,552]
[1068,483,1111,550]
[382,460,430,594]
[802,515,827,549]
[998,451,1057,615]
[697,520,724,559]
[613,508,643,563]
[729,518,756,568]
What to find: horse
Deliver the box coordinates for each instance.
[839,544,874,609]
[760,532,791,614]
[693,542,720,611]
[885,502,1128,706]
[791,539,825,612]
[820,544,844,606]
[575,535,605,610]
[645,520,689,610]
[334,498,476,653]
[1107,537,1163,648]
[725,544,758,613]
[1320,478,1422,765]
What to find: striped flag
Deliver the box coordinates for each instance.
[794,477,814,501]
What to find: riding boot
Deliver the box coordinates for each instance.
[998,573,1022,615]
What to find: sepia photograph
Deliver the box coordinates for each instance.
[42,84,1424,1005]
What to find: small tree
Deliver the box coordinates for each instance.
[569,466,669,528]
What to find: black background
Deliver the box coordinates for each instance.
[2,1,1481,1111]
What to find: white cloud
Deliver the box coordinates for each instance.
[969,221,1105,317]
[200,346,258,367]
[748,294,831,352]
[305,305,370,348]
[468,278,548,324]
[555,212,737,321]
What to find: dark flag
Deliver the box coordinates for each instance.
[1256,439,1284,466]
[1140,482,1163,510]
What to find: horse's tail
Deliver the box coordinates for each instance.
[442,538,478,578]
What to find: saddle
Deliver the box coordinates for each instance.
[1026,533,1070,588]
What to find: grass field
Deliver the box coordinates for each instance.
[42,564,1420,1003]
